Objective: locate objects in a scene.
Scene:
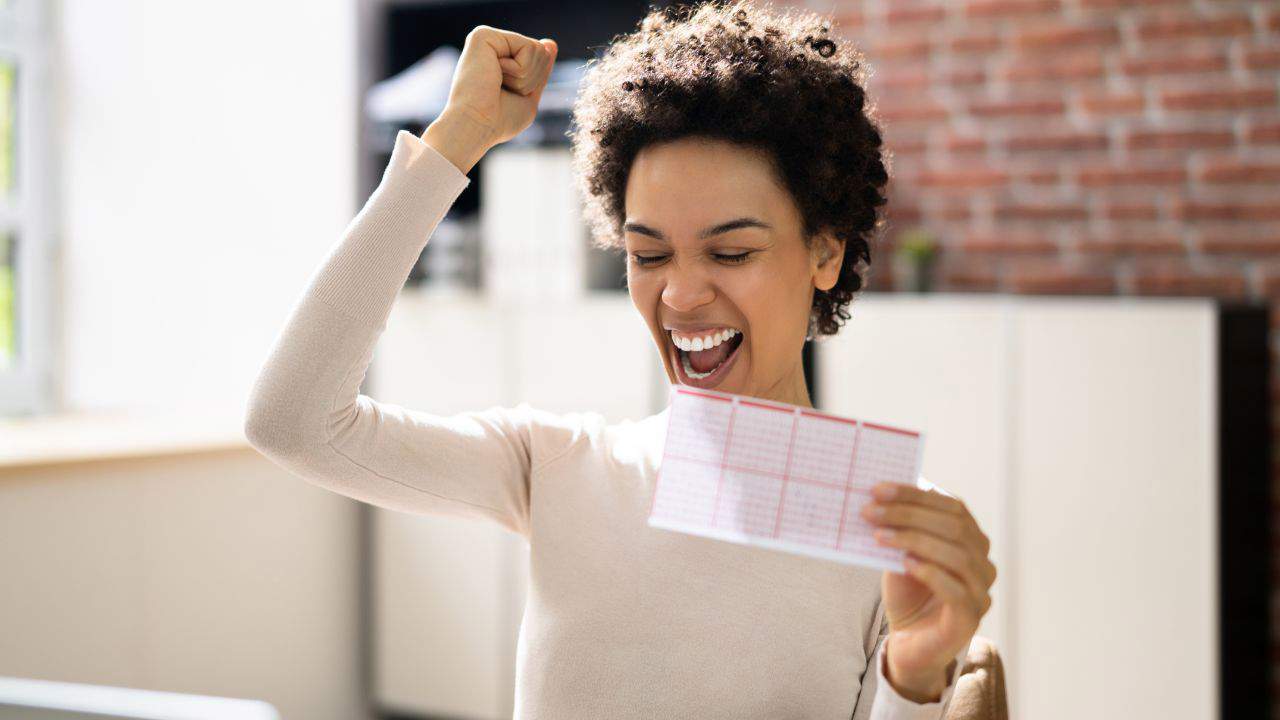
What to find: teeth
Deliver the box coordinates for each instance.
[670,328,739,352]
[673,328,742,381]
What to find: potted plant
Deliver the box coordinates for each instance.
[892,227,938,293]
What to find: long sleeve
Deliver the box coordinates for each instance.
[243,129,542,538]
[852,614,969,720]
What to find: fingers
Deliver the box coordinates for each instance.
[874,527,993,614]
[864,481,997,620]
[899,554,984,629]
[870,482,991,555]
[469,25,556,96]
[862,500,966,545]
[862,496,996,584]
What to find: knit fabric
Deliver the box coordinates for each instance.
[244,129,967,719]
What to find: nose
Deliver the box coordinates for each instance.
[660,259,716,313]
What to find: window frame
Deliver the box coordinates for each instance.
[0,0,56,416]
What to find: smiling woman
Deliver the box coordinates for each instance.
[568,1,890,325]
[245,3,990,719]
[623,136,837,401]
[566,2,890,405]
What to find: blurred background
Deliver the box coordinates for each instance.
[0,0,1275,718]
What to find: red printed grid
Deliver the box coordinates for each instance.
[648,386,923,573]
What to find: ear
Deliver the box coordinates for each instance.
[811,230,844,293]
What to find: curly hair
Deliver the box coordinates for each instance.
[567,0,891,338]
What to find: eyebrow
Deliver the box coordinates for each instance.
[622,217,772,242]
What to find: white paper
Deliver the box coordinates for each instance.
[648,385,924,572]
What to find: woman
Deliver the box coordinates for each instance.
[245,2,996,718]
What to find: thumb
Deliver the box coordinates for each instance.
[540,38,558,59]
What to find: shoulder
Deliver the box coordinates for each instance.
[510,402,609,472]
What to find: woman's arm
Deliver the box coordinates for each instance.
[244,27,560,537]
[243,122,535,536]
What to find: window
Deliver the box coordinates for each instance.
[0,0,54,416]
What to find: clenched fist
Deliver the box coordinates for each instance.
[423,25,558,173]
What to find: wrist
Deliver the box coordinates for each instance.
[883,636,953,704]
[421,110,494,175]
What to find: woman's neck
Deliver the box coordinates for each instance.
[756,364,813,409]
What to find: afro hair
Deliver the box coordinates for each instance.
[567,0,892,337]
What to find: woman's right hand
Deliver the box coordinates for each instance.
[438,26,558,154]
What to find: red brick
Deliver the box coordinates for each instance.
[1132,268,1247,298]
[1262,271,1280,300]
[945,68,987,86]
[937,203,973,221]
[870,37,934,60]
[871,66,931,91]
[1078,0,1184,7]
[886,137,928,156]
[1009,266,1117,294]
[1246,121,1280,145]
[875,93,950,121]
[915,167,1010,189]
[1120,52,1228,77]
[886,5,947,25]
[1106,204,1160,221]
[1161,86,1278,112]
[950,33,1004,54]
[996,202,1089,221]
[1013,22,1120,50]
[1126,128,1235,151]
[1172,201,1280,222]
[1018,169,1060,185]
[1076,235,1185,256]
[1137,13,1253,42]
[1196,234,1280,256]
[835,11,865,31]
[1006,131,1109,152]
[964,0,1060,18]
[998,55,1105,82]
[885,204,924,224]
[1077,166,1186,186]
[944,134,988,154]
[1079,92,1146,115]
[960,232,1059,254]
[1192,225,1280,253]
[1198,161,1280,184]
[968,98,1065,118]
[1243,48,1280,72]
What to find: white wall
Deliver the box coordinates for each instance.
[55,0,357,414]
[0,450,369,720]
[11,4,369,719]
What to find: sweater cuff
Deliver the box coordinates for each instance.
[867,639,968,720]
[308,129,471,329]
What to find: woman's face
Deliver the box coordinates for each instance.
[623,136,843,408]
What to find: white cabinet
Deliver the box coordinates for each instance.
[817,295,1218,720]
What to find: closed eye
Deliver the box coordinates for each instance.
[630,252,753,267]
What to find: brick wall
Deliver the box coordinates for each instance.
[789,0,1279,711]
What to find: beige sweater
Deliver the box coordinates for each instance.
[243,129,968,719]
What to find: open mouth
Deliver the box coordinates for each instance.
[668,329,745,389]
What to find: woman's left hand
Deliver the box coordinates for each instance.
[860,481,997,702]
